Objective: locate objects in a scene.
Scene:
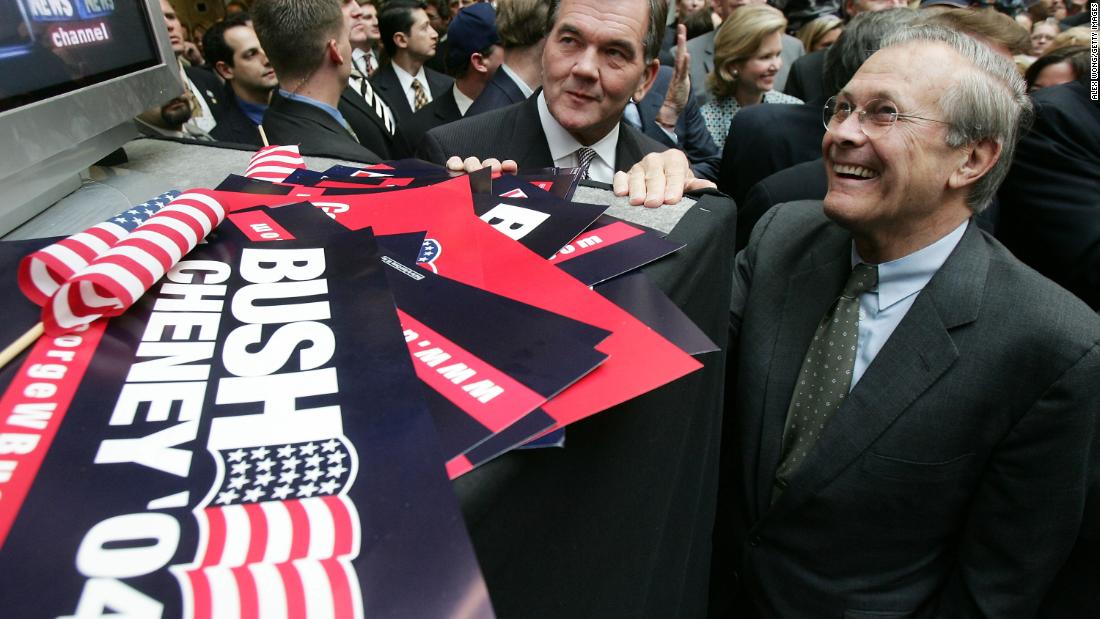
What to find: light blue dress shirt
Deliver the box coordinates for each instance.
[851,220,969,388]
[278,88,354,134]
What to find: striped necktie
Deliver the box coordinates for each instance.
[576,147,597,180]
[350,63,395,135]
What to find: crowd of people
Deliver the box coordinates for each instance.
[139,0,1099,616]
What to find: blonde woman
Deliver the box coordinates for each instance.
[797,14,844,52]
[700,5,802,149]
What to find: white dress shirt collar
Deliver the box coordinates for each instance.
[500,63,535,98]
[852,219,969,312]
[452,84,474,116]
[536,92,619,183]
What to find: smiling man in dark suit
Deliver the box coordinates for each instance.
[718,25,1100,617]
[418,0,715,207]
[253,0,381,163]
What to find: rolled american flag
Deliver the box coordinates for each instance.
[18,189,227,335]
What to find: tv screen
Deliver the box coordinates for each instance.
[0,0,161,112]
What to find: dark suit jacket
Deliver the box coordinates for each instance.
[339,85,407,160]
[402,87,462,155]
[782,48,826,105]
[996,80,1100,310]
[737,158,826,250]
[637,65,721,182]
[416,95,669,173]
[260,92,381,163]
[466,68,527,116]
[718,102,824,206]
[209,87,264,147]
[184,65,225,111]
[369,62,453,126]
[720,202,1100,617]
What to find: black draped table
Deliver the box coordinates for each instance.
[454,184,737,618]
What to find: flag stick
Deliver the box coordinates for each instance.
[258,125,270,147]
[0,322,44,371]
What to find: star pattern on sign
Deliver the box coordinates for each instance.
[209,439,354,505]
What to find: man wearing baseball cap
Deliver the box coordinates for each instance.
[402,2,503,149]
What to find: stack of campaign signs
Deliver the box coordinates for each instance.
[0,146,716,618]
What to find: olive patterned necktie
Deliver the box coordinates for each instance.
[773,262,878,499]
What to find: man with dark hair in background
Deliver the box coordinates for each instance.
[203,14,279,146]
[465,0,548,116]
[339,0,404,159]
[371,0,453,124]
[419,0,715,207]
[423,0,453,74]
[402,2,503,149]
[253,0,381,162]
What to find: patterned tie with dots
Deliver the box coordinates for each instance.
[576,147,597,180]
[773,262,878,499]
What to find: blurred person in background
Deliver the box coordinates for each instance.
[798,14,844,51]
[701,5,802,149]
[1025,44,1088,91]
[1029,17,1060,55]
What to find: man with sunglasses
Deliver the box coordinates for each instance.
[716,24,1100,617]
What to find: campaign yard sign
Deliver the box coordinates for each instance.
[0,229,493,619]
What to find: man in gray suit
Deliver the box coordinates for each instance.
[718,25,1100,617]
[687,0,804,102]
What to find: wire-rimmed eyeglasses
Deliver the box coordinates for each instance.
[822,96,952,139]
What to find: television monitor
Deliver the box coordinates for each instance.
[0,0,183,236]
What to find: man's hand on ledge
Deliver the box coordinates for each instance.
[613,150,716,208]
[446,156,518,175]
[444,149,714,208]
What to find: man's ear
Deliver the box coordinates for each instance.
[632,58,660,103]
[394,31,409,51]
[470,52,489,74]
[326,39,345,65]
[214,60,234,81]
[948,138,1001,191]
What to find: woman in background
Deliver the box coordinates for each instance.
[797,14,843,53]
[700,4,801,149]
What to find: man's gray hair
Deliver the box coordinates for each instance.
[546,0,669,63]
[881,25,1032,213]
[252,0,344,82]
[822,8,918,102]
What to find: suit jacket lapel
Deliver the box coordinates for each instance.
[372,65,414,121]
[511,96,554,170]
[769,222,988,516]
[753,230,851,515]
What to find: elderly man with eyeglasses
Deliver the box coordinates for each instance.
[714,24,1100,618]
